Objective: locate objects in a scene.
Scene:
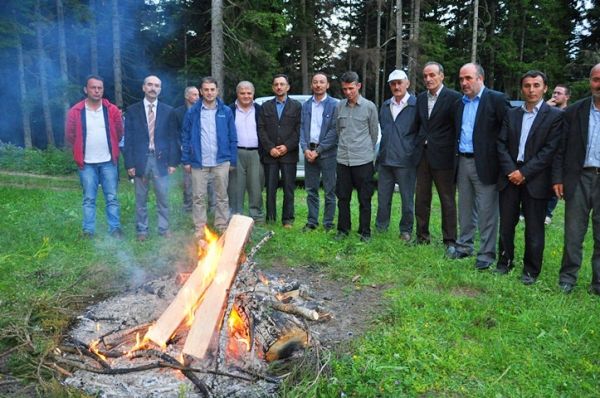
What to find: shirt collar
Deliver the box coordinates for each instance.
[202,100,217,110]
[592,100,600,113]
[85,100,103,111]
[276,96,287,105]
[235,100,254,111]
[462,85,485,104]
[312,94,327,105]
[391,92,411,107]
[522,99,544,114]
[143,98,157,108]
[428,85,444,98]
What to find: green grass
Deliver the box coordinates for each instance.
[1,170,600,397]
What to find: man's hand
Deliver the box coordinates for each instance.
[270,147,281,158]
[229,165,236,171]
[183,165,192,173]
[276,145,288,156]
[508,169,525,185]
[305,149,318,163]
[553,183,564,199]
[546,98,557,107]
[168,166,176,175]
[127,168,136,177]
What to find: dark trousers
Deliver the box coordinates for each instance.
[415,154,457,245]
[336,162,374,236]
[305,155,337,228]
[559,170,600,288]
[264,161,296,224]
[498,183,546,277]
[375,165,416,233]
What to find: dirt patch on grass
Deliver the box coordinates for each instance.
[263,263,386,348]
[449,286,483,298]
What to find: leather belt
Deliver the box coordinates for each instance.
[583,167,600,174]
[459,152,474,158]
[237,147,258,150]
[309,143,319,150]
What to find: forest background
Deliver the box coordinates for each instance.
[0,0,598,150]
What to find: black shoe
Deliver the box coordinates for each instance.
[494,258,513,274]
[475,260,492,270]
[334,231,348,241]
[110,228,123,239]
[415,238,431,245]
[559,282,574,294]
[302,223,317,232]
[589,285,600,296]
[81,231,94,239]
[521,274,537,285]
[359,234,371,243]
[449,250,470,260]
[324,224,334,232]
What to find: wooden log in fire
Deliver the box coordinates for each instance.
[183,215,254,360]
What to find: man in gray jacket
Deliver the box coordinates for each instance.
[335,71,379,242]
[375,70,418,241]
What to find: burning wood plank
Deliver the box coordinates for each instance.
[183,215,254,360]
[145,217,252,349]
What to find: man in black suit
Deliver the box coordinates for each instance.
[449,63,510,270]
[258,74,302,227]
[495,70,563,284]
[413,61,461,254]
[553,63,600,295]
[124,75,179,241]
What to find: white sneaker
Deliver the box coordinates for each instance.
[545,216,552,225]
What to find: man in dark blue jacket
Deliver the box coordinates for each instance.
[181,76,237,240]
[124,75,179,241]
[300,72,339,232]
[375,70,418,241]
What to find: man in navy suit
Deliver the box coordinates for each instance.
[124,75,179,241]
[495,70,562,284]
[449,63,510,269]
[300,72,339,232]
[258,74,302,227]
[553,63,600,294]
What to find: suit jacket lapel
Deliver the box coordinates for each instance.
[473,88,487,133]
[525,103,548,142]
[580,98,592,149]
[428,88,445,120]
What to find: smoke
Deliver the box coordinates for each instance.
[0,1,190,150]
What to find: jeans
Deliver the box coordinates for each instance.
[79,161,121,234]
[305,155,337,228]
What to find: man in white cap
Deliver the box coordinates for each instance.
[375,70,418,241]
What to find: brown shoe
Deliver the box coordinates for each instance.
[137,234,147,242]
[283,223,293,229]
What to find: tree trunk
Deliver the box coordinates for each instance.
[35,0,55,147]
[408,0,420,90]
[471,0,479,63]
[361,8,369,97]
[112,0,123,108]
[89,0,98,75]
[374,0,382,107]
[211,0,224,94]
[17,35,32,149]
[395,0,403,69]
[57,0,70,126]
[300,0,309,94]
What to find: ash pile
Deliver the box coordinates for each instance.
[56,217,333,398]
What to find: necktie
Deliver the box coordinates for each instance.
[148,103,155,151]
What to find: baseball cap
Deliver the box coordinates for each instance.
[388,70,408,82]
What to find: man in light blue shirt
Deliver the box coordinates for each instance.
[553,63,600,295]
[182,76,237,241]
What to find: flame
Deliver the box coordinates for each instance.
[184,227,222,327]
[95,322,100,333]
[89,339,107,361]
[227,306,251,357]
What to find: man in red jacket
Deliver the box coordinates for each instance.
[65,75,124,239]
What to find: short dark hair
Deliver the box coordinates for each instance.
[273,74,289,84]
[200,76,218,87]
[555,84,571,96]
[312,71,329,82]
[424,61,444,74]
[340,71,360,84]
[520,70,548,87]
[85,74,104,85]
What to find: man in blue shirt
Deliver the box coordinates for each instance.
[449,63,510,270]
[182,76,237,242]
[553,63,600,295]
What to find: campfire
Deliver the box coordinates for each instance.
[55,215,332,397]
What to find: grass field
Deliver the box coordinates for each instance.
[1,168,599,397]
